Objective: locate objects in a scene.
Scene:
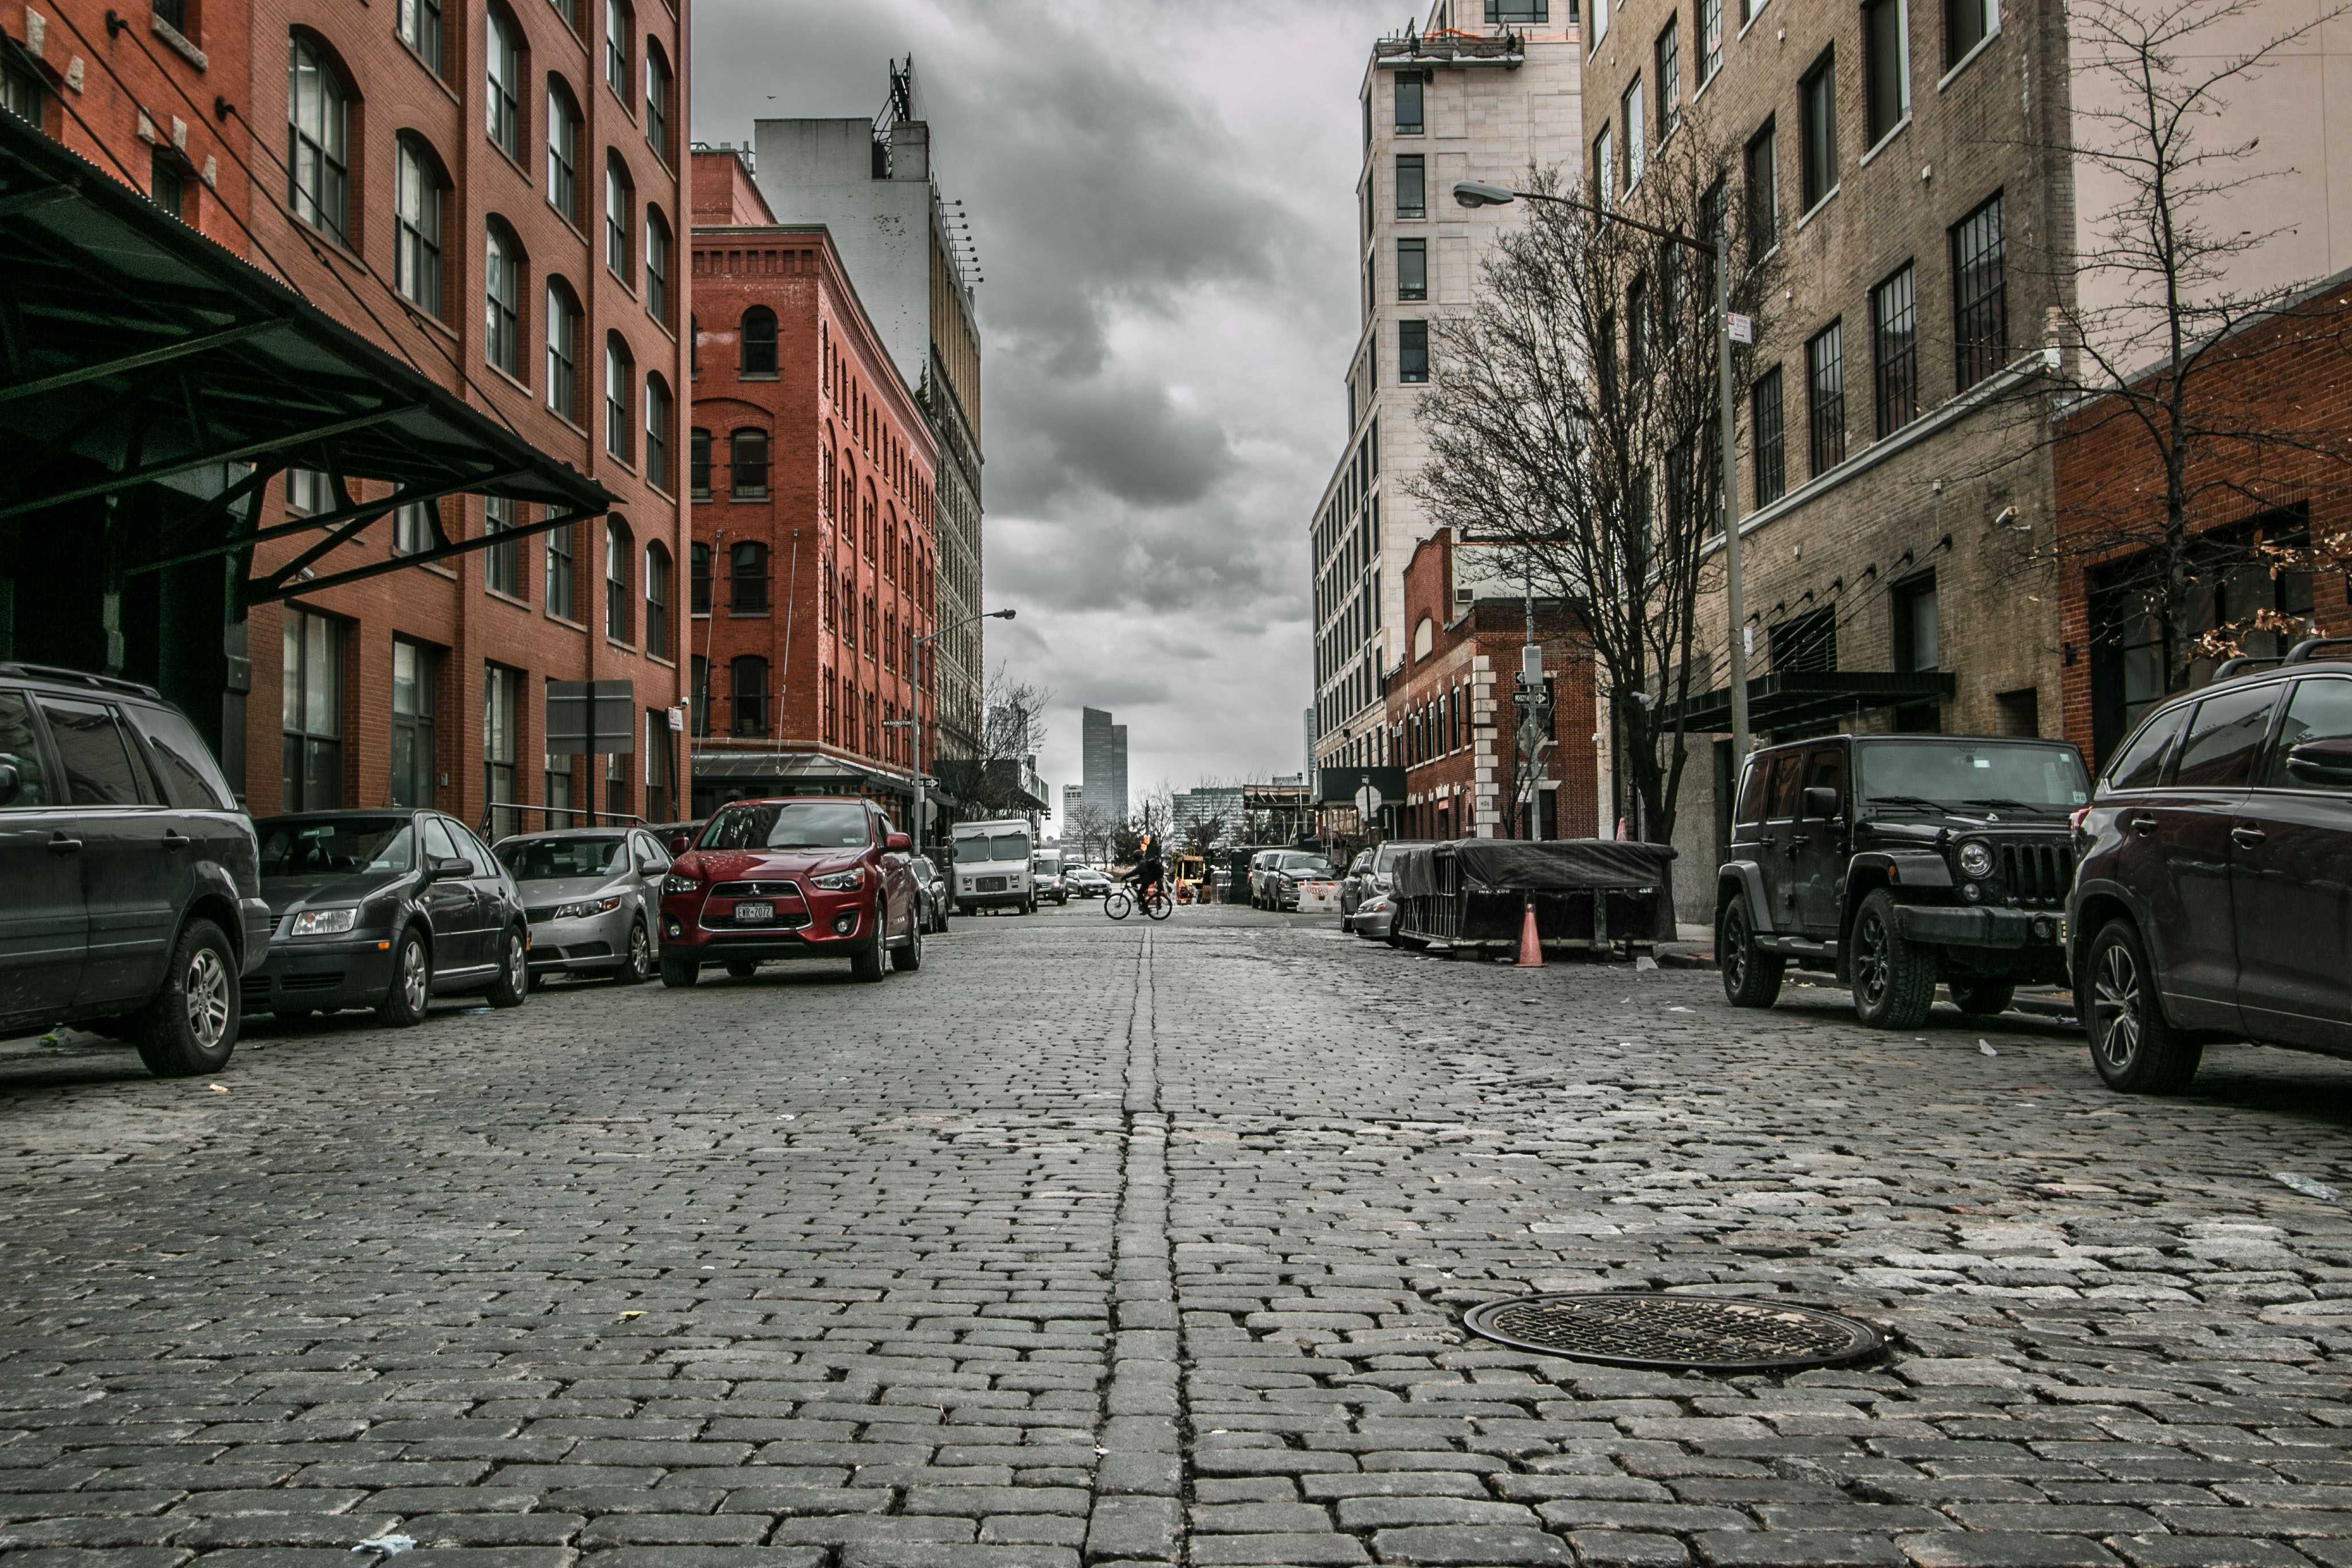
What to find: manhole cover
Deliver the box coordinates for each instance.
[1461,1292,1883,1372]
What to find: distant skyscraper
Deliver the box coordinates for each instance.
[1082,707,1129,822]
[1061,783,1085,828]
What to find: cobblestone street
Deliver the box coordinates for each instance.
[8,904,2352,1568]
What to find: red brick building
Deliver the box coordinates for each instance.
[685,148,938,819]
[2,0,692,832]
[1386,529,1598,842]
[2055,276,2352,767]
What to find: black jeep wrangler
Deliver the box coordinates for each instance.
[1715,733,2091,1028]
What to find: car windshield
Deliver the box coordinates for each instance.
[1860,742,2089,812]
[1281,853,1333,875]
[497,836,628,880]
[701,801,871,850]
[1033,856,1060,875]
[257,817,414,876]
[956,832,1029,863]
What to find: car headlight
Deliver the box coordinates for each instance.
[288,907,359,936]
[810,867,865,891]
[1958,841,1994,879]
[554,895,625,920]
[661,872,702,897]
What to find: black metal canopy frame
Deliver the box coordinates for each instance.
[1657,669,1956,735]
[0,106,613,606]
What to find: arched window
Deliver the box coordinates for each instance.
[642,541,671,658]
[604,518,633,641]
[644,40,672,163]
[544,276,580,420]
[545,76,581,223]
[740,306,777,376]
[730,540,769,613]
[642,206,671,323]
[485,4,524,160]
[730,655,769,737]
[394,134,445,315]
[688,426,710,499]
[689,540,710,613]
[643,371,672,490]
[604,151,633,282]
[728,428,769,499]
[881,508,896,583]
[603,332,633,460]
[862,485,876,558]
[837,454,853,524]
[901,526,912,588]
[398,0,445,75]
[603,0,632,97]
[484,218,524,378]
[287,33,351,242]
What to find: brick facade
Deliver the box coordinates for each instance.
[687,148,939,816]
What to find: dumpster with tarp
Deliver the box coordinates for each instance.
[1391,840,1676,957]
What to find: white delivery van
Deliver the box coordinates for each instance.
[951,818,1036,915]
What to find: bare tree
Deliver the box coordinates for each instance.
[1410,121,1779,844]
[944,665,1054,819]
[1065,802,1118,864]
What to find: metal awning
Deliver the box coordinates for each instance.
[0,107,612,604]
[1658,670,1955,734]
[692,748,915,797]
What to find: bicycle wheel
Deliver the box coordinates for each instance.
[1144,890,1172,920]
[1104,890,1132,920]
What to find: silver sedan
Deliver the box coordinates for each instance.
[493,828,672,984]
[1351,891,1398,943]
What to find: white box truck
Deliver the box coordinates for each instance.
[951,818,1036,915]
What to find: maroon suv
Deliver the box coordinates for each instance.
[657,797,924,985]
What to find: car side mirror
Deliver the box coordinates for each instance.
[429,855,475,880]
[0,761,18,806]
[1801,786,1844,822]
[2286,737,2352,786]
[884,831,912,852]
[646,858,671,877]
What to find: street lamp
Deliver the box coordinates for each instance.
[1453,179,1753,766]
[900,606,1017,857]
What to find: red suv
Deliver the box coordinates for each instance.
[657,797,924,985]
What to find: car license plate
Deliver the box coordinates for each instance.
[735,901,774,924]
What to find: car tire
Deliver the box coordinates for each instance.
[850,912,889,982]
[1950,979,2014,1017]
[724,958,760,979]
[486,927,530,1009]
[377,927,432,1028]
[1849,889,1935,1030]
[660,955,700,988]
[617,921,654,985]
[135,918,239,1078]
[2083,918,2202,1093]
[1718,896,1786,1009]
[895,914,924,973]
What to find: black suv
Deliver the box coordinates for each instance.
[0,663,272,1075]
[2069,639,2352,1092]
[1718,733,2091,1028]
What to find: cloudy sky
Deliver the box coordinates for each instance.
[691,0,1402,809]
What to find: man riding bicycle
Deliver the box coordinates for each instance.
[1126,838,1166,905]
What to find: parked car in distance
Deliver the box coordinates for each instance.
[1267,851,1337,911]
[908,854,952,934]
[1246,849,1285,908]
[248,810,532,1026]
[1716,734,2090,1028]
[1341,839,1431,929]
[1032,848,1069,905]
[0,664,270,1076]
[2070,638,2352,1092]
[647,819,703,858]
[1351,890,1398,942]
[951,817,1035,915]
[1065,864,1113,899]
[1339,850,1374,928]
[495,828,671,984]
[657,797,923,983]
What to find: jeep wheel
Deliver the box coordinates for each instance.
[2083,918,2201,1093]
[1951,980,2014,1018]
[1718,898,1785,1009]
[1850,889,1935,1029]
[135,919,239,1078]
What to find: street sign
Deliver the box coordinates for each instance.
[1354,783,1383,817]
[1726,312,1754,344]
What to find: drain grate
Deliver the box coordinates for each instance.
[1461,1292,1882,1372]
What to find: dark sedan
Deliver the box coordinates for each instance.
[245,811,532,1025]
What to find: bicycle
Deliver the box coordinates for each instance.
[1104,882,1173,921]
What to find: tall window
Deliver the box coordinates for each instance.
[391,638,437,808]
[644,374,672,491]
[287,34,350,243]
[689,426,711,499]
[398,0,442,74]
[731,540,769,613]
[644,710,673,822]
[1655,21,1680,140]
[730,428,770,499]
[1806,320,1845,474]
[487,5,524,160]
[1951,192,2007,390]
[1799,49,1837,210]
[605,520,633,641]
[150,146,186,221]
[690,542,710,613]
[644,44,673,162]
[1946,0,1994,67]
[393,500,435,556]
[643,209,671,322]
[605,154,633,282]
[1593,124,1613,209]
[1864,0,1909,146]
[546,78,581,223]
[1893,573,1939,673]
[280,608,343,812]
[1871,263,1918,436]
[740,306,778,375]
[1699,0,1722,83]
[1621,79,1644,189]
[483,222,523,378]
[5,50,49,124]
[1395,154,1425,219]
[643,543,671,657]
[544,279,579,418]
[394,136,444,315]
[1398,321,1429,384]
[1397,238,1427,301]
[546,520,575,620]
[484,664,520,841]
[153,0,186,30]
[691,656,710,737]
[1750,365,1786,505]
[1394,70,1424,135]
[484,495,522,596]
[1745,120,1777,258]
[604,334,634,461]
[730,655,769,737]
[603,0,631,96]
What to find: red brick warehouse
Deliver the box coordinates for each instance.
[687,147,938,818]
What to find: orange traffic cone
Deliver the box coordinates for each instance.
[1515,899,1544,967]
